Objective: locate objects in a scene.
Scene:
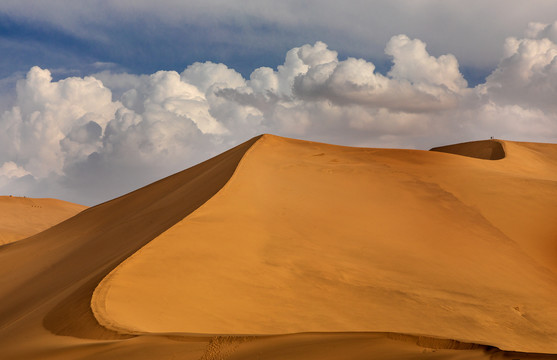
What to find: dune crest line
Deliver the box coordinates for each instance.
[90,134,267,335]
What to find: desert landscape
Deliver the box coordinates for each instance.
[1,134,557,359]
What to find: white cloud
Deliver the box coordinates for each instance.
[0,161,30,179]
[1,24,557,204]
[0,67,117,178]
[386,35,467,92]
[480,22,557,112]
[0,161,32,194]
[181,62,246,94]
[288,38,467,113]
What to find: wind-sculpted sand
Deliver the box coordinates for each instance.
[1,135,557,359]
[0,196,86,245]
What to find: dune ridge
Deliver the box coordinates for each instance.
[1,134,557,359]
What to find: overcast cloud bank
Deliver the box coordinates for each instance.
[2,22,557,204]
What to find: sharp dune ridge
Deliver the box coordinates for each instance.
[1,134,557,359]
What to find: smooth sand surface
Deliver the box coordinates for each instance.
[1,134,557,359]
[0,196,86,245]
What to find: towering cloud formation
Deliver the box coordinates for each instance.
[472,21,557,140]
[0,68,116,178]
[1,23,557,204]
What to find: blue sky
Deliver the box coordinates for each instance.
[2,1,553,83]
[1,1,557,204]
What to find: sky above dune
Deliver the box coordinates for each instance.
[1,0,557,205]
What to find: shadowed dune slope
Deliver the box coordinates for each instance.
[0,136,258,345]
[0,197,87,245]
[93,135,557,353]
[430,140,506,160]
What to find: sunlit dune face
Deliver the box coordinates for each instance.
[93,135,557,353]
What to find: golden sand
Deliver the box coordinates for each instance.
[1,135,556,359]
[0,196,86,245]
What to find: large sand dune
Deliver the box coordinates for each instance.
[1,135,556,359]
[0,196,86,245]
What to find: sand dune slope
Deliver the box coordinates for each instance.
[0,196,86,245]
[0,137,258,358]
[92,135,557,353]
[1,134,557,359]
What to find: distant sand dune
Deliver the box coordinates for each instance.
[1,134,557,359]
[430,139,506,160]
[0,197,86,245]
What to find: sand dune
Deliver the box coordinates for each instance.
[91,135,557,353]
[1,134,557,359]
[430,140,506,160]
[0,196,86,245]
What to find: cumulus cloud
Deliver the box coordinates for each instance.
[480,21,557,112]
[456,21,557,144]
[0,161,33,195]
[292,37,466,113]
[0,161,30,179]
[0,67,117,178]
[1,24,557,204]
